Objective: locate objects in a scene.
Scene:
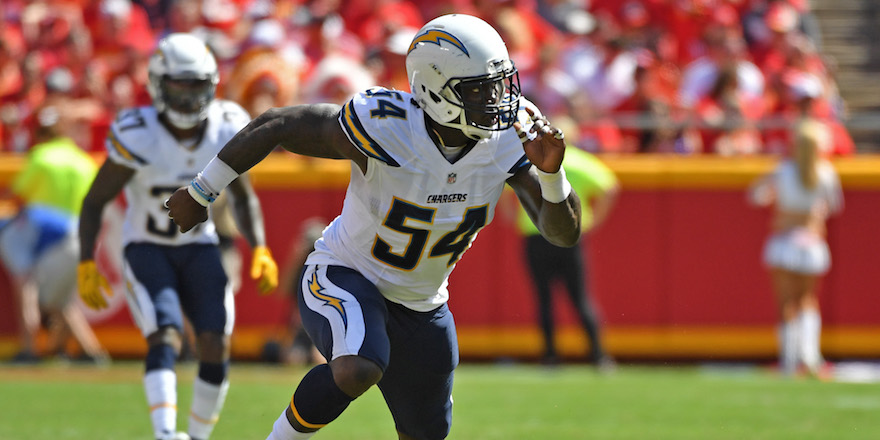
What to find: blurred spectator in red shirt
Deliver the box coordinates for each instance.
[537,0,595,35]
[613,50,697,153]
[348,0,423,53]
[3,65,105,153]
[679,28,765,111]
[163,0,205,35]
[39,67,106,151]
[474,0,563,96]
[743,0,823,53]
[81,0,154,115]
[132,0,174,31]
[301,54,376,104]
[408,0,476,21]
[1,53,46,152]
[694,62,764,155]
[365,27,417,93]
[223,19,303,117]
[650,0,725,66]
[570,36,641,113]
[287,0,366,81]
[762,71,854,156]
[20,2,84,75]
[86,0,154,55]
[746,0,822,82]
[0,25,27,150]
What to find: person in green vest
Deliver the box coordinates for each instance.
[516,147,619,369]
[0,105,108,364]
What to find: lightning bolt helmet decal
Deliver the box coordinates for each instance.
[407,29,469,57]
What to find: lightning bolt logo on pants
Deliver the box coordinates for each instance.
[309,272,347,328]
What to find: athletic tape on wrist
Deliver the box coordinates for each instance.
[536,167,572,203]
[199,157,240,195]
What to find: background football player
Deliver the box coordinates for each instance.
[77,33,278,440]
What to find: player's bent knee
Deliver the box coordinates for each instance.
[330,355,383,398]
[196,331,229,363]
[147,325,182,350]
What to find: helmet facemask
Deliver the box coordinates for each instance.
[154,75,217,130]
[443,61,521,140]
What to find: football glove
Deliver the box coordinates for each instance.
[78,260,113,310]
[250,246,278,295]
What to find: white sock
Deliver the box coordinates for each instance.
[188,377,229,439]
[266,408,315,440]
[145,369,178,439]
[778,321,799,376]
[799,309,823,371]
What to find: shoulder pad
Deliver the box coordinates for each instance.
[106,107,155,166]
[210,100,251,139]
[338,89,405,167]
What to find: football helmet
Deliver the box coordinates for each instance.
[406,14,521,140]
[147,33,219,130]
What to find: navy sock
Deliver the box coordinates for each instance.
[291,364,353,427]
[145,344,177,372]
[198,361,229,385]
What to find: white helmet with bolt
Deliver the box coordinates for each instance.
[406,14,521,140]
[147,33,219,130]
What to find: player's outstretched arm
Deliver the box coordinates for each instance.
[217,103,361,174]
[167,103,365,233]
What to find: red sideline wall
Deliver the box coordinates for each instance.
[1,154,879,360]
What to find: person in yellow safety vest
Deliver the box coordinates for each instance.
[515,146,619,370]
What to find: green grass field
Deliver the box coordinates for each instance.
[1,361,878,439]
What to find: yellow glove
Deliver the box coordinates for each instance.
[251,246,278,295]
[78,260,113,310]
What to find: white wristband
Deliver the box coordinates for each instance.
[536,167,572,203]
[199,156,240,196]
[187,183,212,207]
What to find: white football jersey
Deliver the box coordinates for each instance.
[306,88,531,311]
[105,100,250,246]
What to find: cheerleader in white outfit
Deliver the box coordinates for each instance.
[748,119,843,377]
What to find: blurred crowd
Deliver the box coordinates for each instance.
[0,0,855,156]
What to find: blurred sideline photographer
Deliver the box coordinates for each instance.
[0,105,109,364]
[516,146,618,369]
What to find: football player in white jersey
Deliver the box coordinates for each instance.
[167,15,581,440]
[77,33,279,440]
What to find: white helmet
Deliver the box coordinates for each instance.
[406,14,521,140]
[147,33,219,129]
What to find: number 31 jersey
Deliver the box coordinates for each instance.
[307,88,531,312]
[105,100,250,247]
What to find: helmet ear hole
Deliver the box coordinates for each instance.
[429,91,442,104]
